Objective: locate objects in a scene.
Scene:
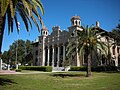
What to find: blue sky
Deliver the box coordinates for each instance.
[1,0,120,52]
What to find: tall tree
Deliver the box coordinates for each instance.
[2,39,33,65]
[110,21,120,45]
[0,0,44,57]
[9,39,33,65]
[1,51,9,64]
[67,25,107,77]
[24,40,33,65]
[9,39,25,64]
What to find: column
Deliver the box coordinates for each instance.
[52,45,54,67]
[57,46,60,67]
[47,46,50,66]
[42,37,45,66]
[76,36,80,66]
[63,45,65,62]
[115,47,118,66]
[77,51,80,66]
[42,49,45,66]
[0,58,2,70]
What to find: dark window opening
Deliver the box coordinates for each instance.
[117,47,119,53]
[102,54,105,64]
[36,50,38,55]
[71,33,74,37]
[75,20,77,25]
[79,21,80,25]
[112,46,116,55]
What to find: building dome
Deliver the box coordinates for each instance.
[41,26,48,36]
[71,16,81,26]
[71,16,80,21]
[41,26,48,31]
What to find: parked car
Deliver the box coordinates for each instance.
[2,63,7,70]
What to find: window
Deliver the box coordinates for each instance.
[35,58,38,66]
[36,50,38,55]
[102,54,105,64]
[39,40,42,43]
[79,21,80,25]
[75,20,77,25]
[117,47,119,53]
[71,33,74,37]
[72,21,74,25]
[43,31,45,35]
[112,46,116,55]
[35,44,38,47]
[46,32,47,35]
[40,49,41,52]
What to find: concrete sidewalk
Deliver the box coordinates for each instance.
[0,70,16,74]
[0,70,51,75]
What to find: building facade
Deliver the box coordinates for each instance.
[32,16,120,67]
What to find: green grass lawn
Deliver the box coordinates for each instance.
[0,71,120,90]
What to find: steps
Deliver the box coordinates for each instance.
[52,67,65,72]
[52,66,70,72]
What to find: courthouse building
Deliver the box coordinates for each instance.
[32,16,120,67]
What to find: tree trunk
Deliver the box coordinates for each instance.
[85,46,92,77]
[0,2,5,56]
[86,53,91,77]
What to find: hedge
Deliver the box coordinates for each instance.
[15,69,22,72]
[69,66,118,72]
[69,66,87,71]
[19,66,52,72]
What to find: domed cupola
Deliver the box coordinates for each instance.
[41,26,48,36]
[71,16,81,26]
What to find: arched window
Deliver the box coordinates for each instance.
[117,47,119,53]
[112,46,116,55]
[46,32,47,35]
[79,21,80,26]
[118,55,120,66]
[36,50,38,55]
[75,20,77,25]
[71,33,74,37]
[35,58,38,65]
[102,54,105,64]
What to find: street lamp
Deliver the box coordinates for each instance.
[16,22,20,70]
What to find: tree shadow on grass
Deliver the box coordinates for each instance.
[104,71,120,73]
[50,73,85,78]
[0,77,17,86]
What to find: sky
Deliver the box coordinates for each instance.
[1,0,120,53]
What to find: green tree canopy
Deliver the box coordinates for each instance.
[110,21,120,45]
[66,25,107,77]
[0,0,44,56]
[2,39,33,65]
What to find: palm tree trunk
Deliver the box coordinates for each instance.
[85,46,91,77]
[86,53,91,77]
[0,2,5,56]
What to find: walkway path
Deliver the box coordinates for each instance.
[0,70,51,75]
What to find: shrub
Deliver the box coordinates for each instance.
[15,69,22,72]
[19,66,52,72]
[69,66,118,72]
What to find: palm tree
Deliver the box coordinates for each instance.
[0,0,44,56]
[67,25,107,77]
